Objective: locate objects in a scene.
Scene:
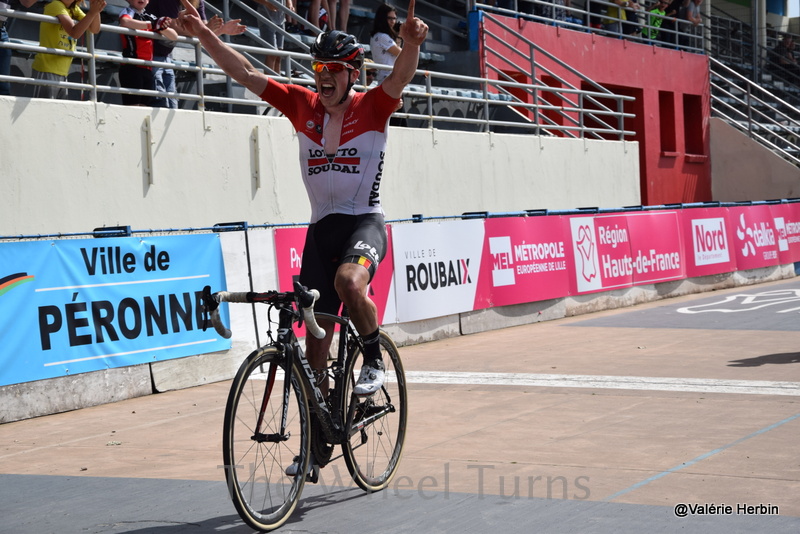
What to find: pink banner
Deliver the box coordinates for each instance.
[568,211,685,295]
[273,226,395,325]
[727,205,780,271]
[681,207,737,277]
[475,216,570,309]
[769,202,800,264]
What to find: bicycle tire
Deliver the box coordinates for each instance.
[341,330,408,492]
[222,346,311,532]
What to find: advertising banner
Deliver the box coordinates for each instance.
[0,234,229,387]
[273,226,396,325]
[728,205,780,271]
[681,207,737,277]
[568,211,685,295]
[391,220,484,322]
[475,216,570,309]
[769,202,800,265]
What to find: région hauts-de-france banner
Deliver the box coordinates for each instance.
[0,234,229,387]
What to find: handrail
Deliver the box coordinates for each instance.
[479,10,635,141]
[709,57,800,167]
[0,6,633,139]
[473,0,706,54]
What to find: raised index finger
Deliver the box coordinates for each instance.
[407,0,415,20]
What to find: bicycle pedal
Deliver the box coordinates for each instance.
[305,464,320,484]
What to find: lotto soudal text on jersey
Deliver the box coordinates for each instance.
[259,78,400,223]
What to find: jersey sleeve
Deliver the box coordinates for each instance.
[259,78,317,130]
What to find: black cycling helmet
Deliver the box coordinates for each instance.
[310,30,365,70]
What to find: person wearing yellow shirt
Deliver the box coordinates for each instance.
[31,0,105,99]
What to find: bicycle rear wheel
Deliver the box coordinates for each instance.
[341,330,407,492]
[222,346,311,532]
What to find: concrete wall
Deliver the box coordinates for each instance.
[709,118,800,202]
[0,96,640,235]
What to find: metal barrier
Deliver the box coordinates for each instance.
[710,56,800,167]
[0,4,633,139]
[479,10,635,140]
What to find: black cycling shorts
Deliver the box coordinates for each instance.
[299,213,387,315]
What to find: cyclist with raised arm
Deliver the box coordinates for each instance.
[176,2,426,396]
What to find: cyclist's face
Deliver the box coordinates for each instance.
[315,65,357,107]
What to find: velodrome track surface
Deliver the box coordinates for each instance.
[2,278,800,533]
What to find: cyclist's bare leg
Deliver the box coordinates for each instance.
[334,263,378,337]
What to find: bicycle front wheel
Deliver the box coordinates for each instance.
[222,346,311,532]
[341,330,407,492]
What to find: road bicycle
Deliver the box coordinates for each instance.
[201,282,407,532]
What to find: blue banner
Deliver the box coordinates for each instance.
[0,234,230,387]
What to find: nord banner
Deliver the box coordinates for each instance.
[0,234,229,387]
[681,207,736,277]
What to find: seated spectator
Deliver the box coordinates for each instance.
[118,0,178,106]
[30,0,106,99]
[770,35,800,83]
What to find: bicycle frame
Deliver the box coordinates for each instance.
[263,299,365,457]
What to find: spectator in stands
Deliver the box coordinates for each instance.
[369,3,400,85]
[678,0,701,50]
[621,1,644,38]
[770,35,800,84]
[657,0,681,47]
[299,0,330,31]
[369,3,405,126]
[146,0,245,108]
[255,0,295,75]
[118,0,178,105]
[586,0,605,31]
[644,0,667,42]
[540,0,571,26]
[30,0,105,99]
[602,0,630,36]
[328,0,349,31]
[1,0,39,95]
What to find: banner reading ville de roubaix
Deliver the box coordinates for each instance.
[0,234,229,387]
[391,220,484,323]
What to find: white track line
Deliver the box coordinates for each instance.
[403,371,800,396]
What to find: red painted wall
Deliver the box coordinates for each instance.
[479,17,712,206]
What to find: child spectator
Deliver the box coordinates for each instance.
[118,0,178,106]
[30,0,106,99]
[644,0,667,42]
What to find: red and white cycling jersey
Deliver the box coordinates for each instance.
[260,78,400,223]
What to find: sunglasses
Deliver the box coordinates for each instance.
[311,60,355,73]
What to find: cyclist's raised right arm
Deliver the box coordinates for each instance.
[176,0,268,96]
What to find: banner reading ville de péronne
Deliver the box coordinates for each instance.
[0,234,229,387]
